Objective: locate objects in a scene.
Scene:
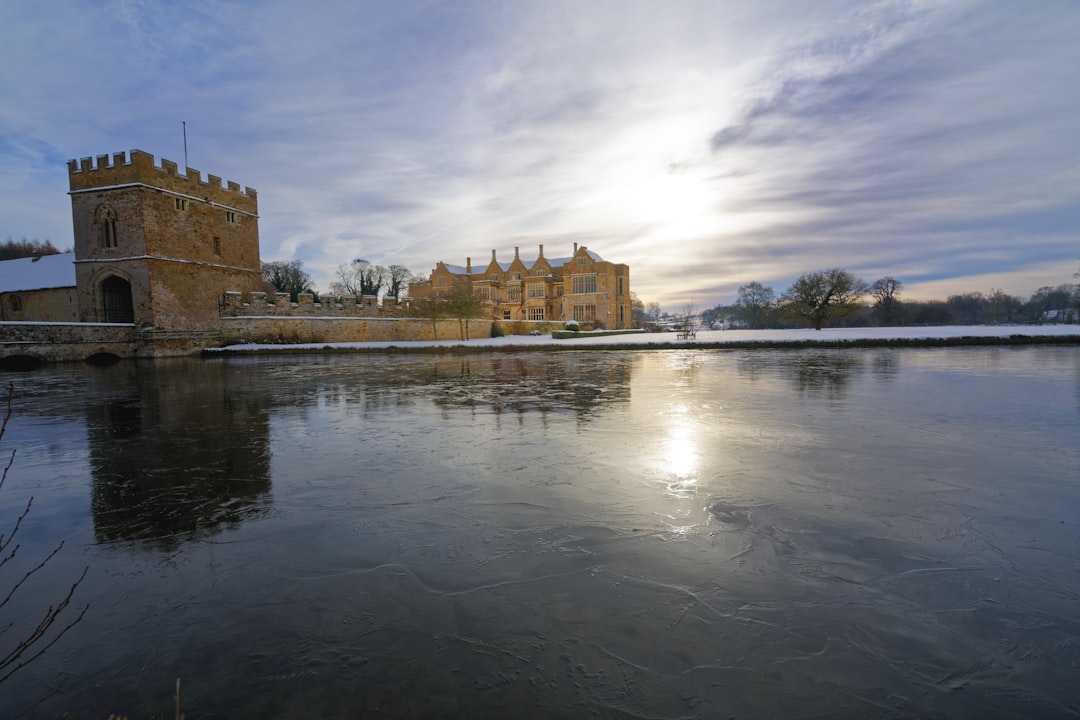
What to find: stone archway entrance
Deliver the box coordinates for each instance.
[101,276,135,323]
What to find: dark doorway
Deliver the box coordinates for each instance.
[101,276,135,323]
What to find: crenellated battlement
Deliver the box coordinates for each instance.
[221,292,411,319]
[68,149,257,213]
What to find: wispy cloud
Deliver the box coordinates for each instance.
[1,0,1077,307]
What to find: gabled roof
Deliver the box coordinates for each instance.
[546,249,604,267]
[439,249,607,276]
[0,253,76,293]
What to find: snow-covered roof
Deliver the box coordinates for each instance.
[546,249,605,267]
[0,253,76,293]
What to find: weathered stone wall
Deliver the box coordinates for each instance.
[0,287,78,322]
[221,292,411,318]
[219,316,492,345]
[0,321,138,362]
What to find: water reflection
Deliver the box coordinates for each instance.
[737,349,871,398]
[4,348,1079,719]
[85,362,272,549]
[428,354,632,418]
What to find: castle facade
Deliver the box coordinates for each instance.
[1,149,633,364]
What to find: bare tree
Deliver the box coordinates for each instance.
[261,260,315,302]
[629,293,645,327]
[410,285,486,340]
[1026,284,1079,324]
[385,264,415,302]
[1,385,88,685]
[869,276,903,326]
[781,269,868,330]
[677,303,698,338]
[0,238,61,261]
[985,288,1023,324]
[946,292,986,325]
[645,302,662,326]
[699,305,724,329]
[733,281,776,329]
[332,259,386,298]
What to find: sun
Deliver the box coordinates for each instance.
[631,167,720,241]
[597,115,731,242]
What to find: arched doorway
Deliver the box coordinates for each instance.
[101,276,134,323]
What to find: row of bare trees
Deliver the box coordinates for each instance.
[261,259,420,304]
[702,268,1080,330]
[0,238,63,261]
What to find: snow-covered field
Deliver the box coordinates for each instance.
[211,324,1080,353]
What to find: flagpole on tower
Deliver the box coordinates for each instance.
[182,121,189,169]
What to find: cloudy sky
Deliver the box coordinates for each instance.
[2,0,1078,309]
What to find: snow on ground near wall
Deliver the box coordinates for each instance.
[210,325,1080,353]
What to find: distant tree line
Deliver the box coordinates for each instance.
[1,238,63,261]
[698,269,1080,330]
[262,259,1080,330]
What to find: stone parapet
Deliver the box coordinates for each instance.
[1,321,139,363]
[220,292,411,318]
[68,150,257,214]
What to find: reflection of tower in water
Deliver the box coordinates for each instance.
[87,362,272,549]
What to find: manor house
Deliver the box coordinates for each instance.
[411,245,632,330]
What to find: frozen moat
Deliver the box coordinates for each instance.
[2,346,1079,718]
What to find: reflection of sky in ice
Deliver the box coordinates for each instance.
[3,347,1080,718]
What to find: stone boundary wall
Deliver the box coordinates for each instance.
[1,321,139,362]
[222,292,410,318]
[219,316,492,345]
[1,321,136,344]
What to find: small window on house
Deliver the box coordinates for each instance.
[490,274,499,282]
[213,236,222,256]
[577,257,586,265]
[438,276,446,284]
[502,310,511,320]
[226,211,237,223]
[174,197,187,211]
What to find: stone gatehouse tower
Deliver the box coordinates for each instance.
[68,150,262,341]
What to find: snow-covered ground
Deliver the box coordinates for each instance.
[210,324,1080,353]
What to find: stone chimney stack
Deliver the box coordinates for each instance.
[574,242,578,253]
[538,244,544,258]
[466,257,472,273]
[514,246,520,259]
